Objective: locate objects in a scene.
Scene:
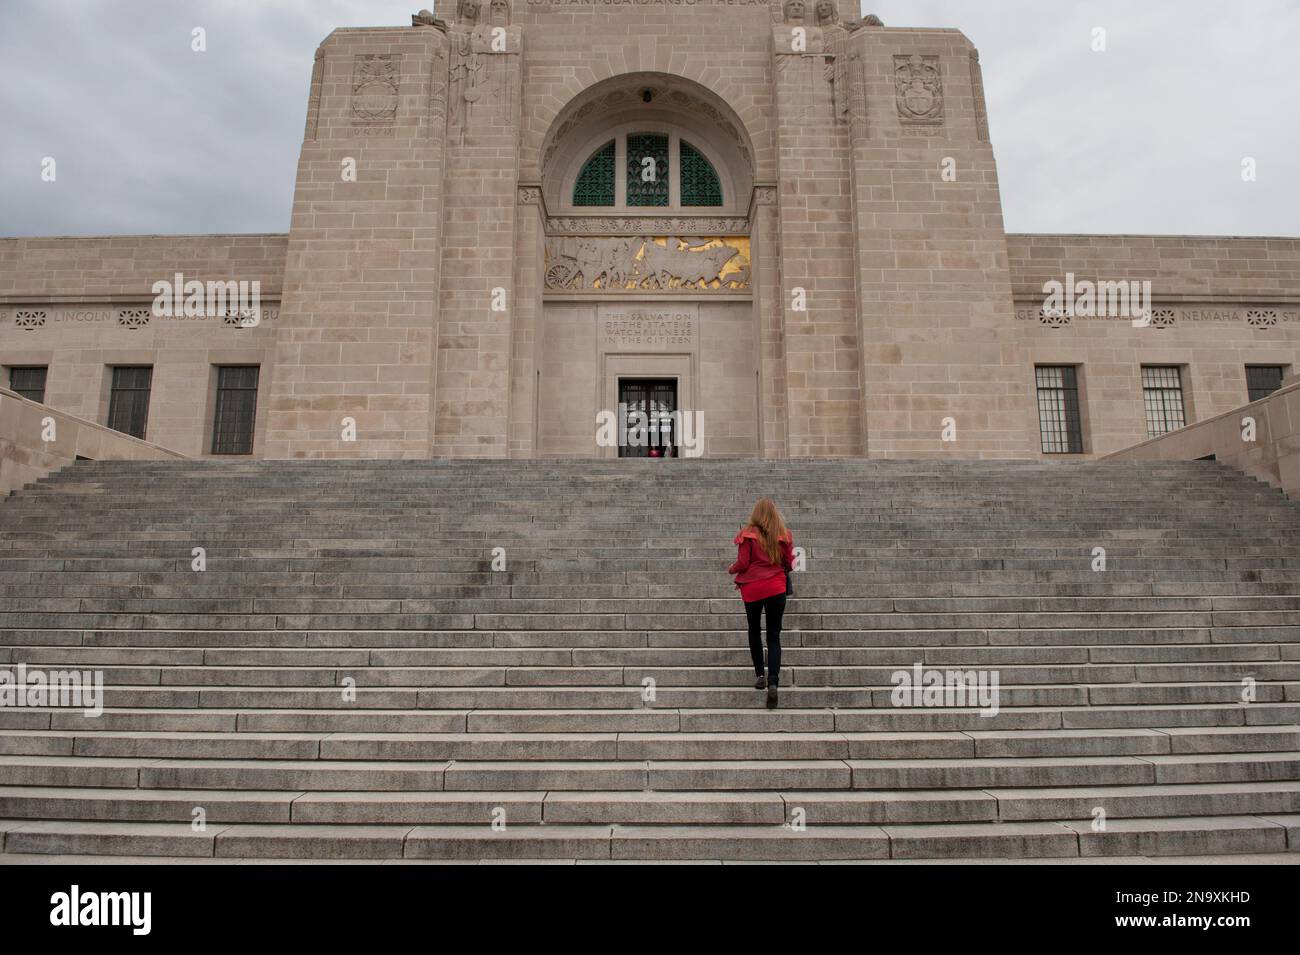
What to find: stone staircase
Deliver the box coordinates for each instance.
[1,458,1299,862]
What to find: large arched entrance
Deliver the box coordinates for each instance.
[523,73,765,458]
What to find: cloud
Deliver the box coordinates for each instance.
[0,0,1296,236]
[872,0,1300,234]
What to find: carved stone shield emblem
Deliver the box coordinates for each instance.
[894,54,943,124]
[352,54,400,122]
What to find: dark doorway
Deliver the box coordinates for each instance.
[619,378,677,458]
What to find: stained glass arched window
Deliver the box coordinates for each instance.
[680,140,722,207]
[573,141,615,206]
[626,133,669,207]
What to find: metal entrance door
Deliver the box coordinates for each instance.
[618,378,677,458]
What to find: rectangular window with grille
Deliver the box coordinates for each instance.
[211,365,260,455]
[1246,365,1285,402]
[1141,365,1186,438]
[1035,365,1084,453]
[8,366,48,403]
[106,365,152,439]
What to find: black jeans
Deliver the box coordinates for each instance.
[745,594,786,686]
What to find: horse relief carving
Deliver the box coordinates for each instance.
[545,236,750,292]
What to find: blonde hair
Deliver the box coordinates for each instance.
[747,498,788,565]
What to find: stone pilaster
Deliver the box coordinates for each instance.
[508,184,544,457]
[771,7,865,457]
[848,28,1037,458]
[750,184,788,458]
[263,25,450,458]
[431,4,523,457]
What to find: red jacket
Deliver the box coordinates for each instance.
[728,527,794,603]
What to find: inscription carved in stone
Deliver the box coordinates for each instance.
[1015,304,1300,327]
[7,305,282,329]
[894,54,943,124]
[603,311,695,349]
[545,236,750,292]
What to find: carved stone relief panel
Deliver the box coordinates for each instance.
[894,54,944,125]
[969,50,989,142]
[448,0,521,140]
[351,54,401,127]
[544,236,751,292]
[305,48,325,140]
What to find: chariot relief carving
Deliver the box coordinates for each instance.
[544,236,751,292]
[894,53,944,124]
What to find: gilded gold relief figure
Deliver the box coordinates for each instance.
[544,236,751,292]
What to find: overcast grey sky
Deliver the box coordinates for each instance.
[1,0,1297,237]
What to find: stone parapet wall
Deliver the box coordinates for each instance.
[1106,379,1300,499]
[0,234,287,302]
[0,386,186,496]
[1006,234,1300,304]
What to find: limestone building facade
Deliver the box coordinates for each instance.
[2,1,1298,460]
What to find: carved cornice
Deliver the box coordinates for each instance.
[747,184,778,221]
[546,215,749,236]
